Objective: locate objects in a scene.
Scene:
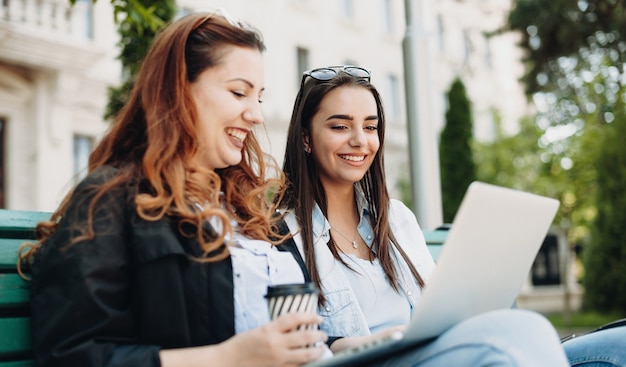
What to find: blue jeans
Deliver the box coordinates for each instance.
[563,325,626,366]
[371,308,569,366]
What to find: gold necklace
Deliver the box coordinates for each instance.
[331,226,359,249]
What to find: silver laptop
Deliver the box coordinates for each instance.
[305,181,560,367]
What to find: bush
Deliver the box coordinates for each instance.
[582,115,626,314]
[439,78,476,222]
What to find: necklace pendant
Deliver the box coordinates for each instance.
[352,241,358,249]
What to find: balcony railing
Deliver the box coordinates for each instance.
[0,0,93,41]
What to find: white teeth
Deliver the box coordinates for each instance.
[226,128,246,142]
[340,155,365,162]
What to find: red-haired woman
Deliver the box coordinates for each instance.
[21,11,326,367]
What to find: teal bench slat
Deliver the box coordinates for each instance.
[0,210,49,240]
[0,240,33,272]
[424,229,448,261]
[0,361,35,367]
[0,318,31,356]
[0,210,45,367]
[0,274,29,310]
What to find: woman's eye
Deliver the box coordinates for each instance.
[366,125,378,131]
[232,91,245,98]
[331,125,347,130]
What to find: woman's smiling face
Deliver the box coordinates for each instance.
[190,45,265,171]
[305,85,380,190]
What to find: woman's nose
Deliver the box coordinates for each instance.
[350,128,367,146]
[243,101,264,125]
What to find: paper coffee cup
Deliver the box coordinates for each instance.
[266,283,319,325]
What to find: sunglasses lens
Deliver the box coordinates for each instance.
[345,67,370,78]
[302,66,371,86]
[309,68,338,81]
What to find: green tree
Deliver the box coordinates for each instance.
[473,112,598,244]
[474,114,543,190]
[507,0,626,312]
[582,99,626,314]
[105,0,177,119]
[507,0,626,96]
[439,78,476,223]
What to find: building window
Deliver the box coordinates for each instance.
[382,0,394,33]
[463,29,472,64]
[74,0,94,40]
[0,117,5,208]
[531,233,562,286]
[340,0,354,19]
[296,47,310,86]
[437,14,445,52]
[484,35,493,69]
[73,134,93,183]
[386,74,400,120]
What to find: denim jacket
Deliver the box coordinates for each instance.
[283,193,436,337]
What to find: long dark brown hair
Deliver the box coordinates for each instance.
[19,12,285,275]
[281,73,425,304]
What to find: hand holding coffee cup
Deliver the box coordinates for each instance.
[267,283,333,358]
[266,282,319,331]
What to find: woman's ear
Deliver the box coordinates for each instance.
[302,130,311,154]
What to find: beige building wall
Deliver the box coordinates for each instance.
[0,0,118,211]
[431,0,529,141]
[1,0,529,211]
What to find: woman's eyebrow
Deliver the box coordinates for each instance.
[326,114,353,121]
[325,114,378,121]
[227,78,265,92]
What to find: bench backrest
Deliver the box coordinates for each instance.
[0,209,50,367]
[0,208,447,367]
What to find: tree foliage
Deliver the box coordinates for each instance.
[508,0,626,95]
[474,113,598,245]
[582,98,626,315]
[474,114,543,191]
[507,0,626,313]
[107,0,176,120]
[439,78,476,223]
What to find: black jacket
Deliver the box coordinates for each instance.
[30,166,306,367]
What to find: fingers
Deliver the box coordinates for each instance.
[272,314,328,365]
[284,327,328,349]
[224,323,328,367]
[282,342,328,366]
[272,312,324,332]
[264,318,328,367]
[278,328,328,366]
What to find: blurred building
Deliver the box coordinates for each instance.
[1,0,578,313]
[0,0,118,211]
[0,0,529,212]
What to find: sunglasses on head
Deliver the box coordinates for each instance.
[195,8,250,30]
[300,65,371,87]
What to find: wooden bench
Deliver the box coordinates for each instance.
[0,208,447,367]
